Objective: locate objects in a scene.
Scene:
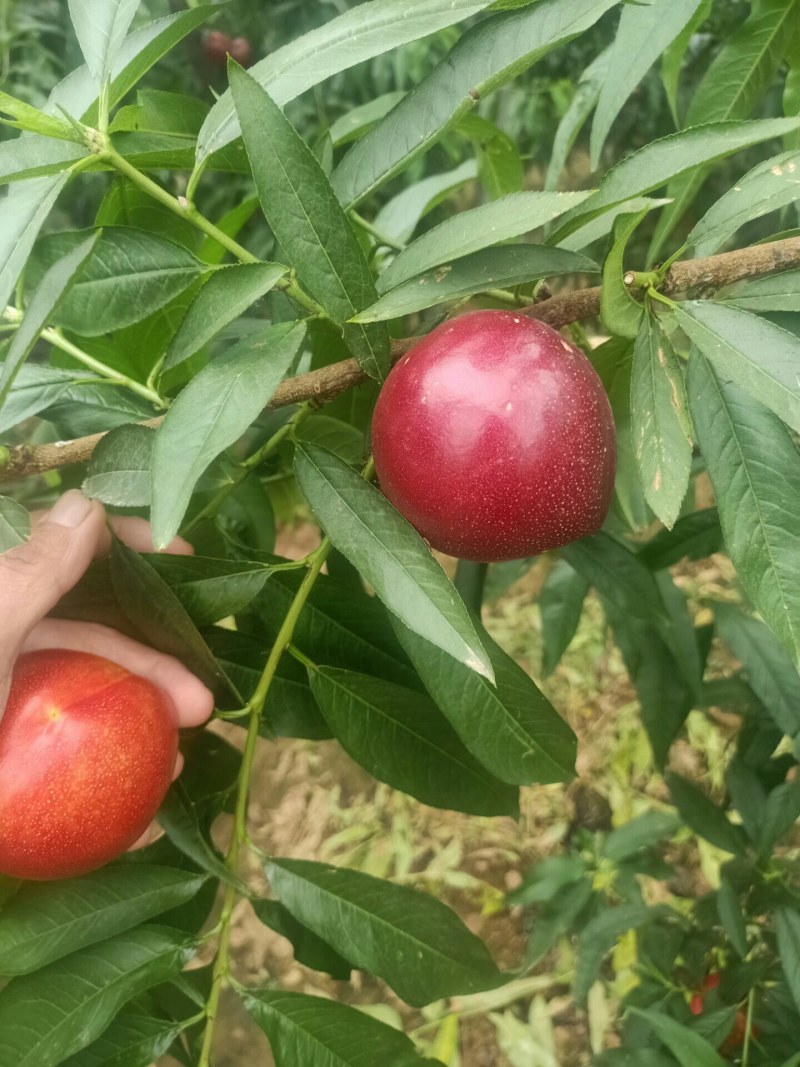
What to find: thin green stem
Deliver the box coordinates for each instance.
[182,403,313,535]
[1,307,164,407]
[741,987,756,1066]
[196,538,331,1067]
[97,81,110,137]
[350,211,406,252]
[287,644,318,672]
[646,286,679,311]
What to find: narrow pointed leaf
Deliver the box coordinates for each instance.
[0,234,98,405]
[561,533,669,625]
[229,64,387,379]
[244,989,433,1067]
[688,353,800,664]
[776,908,800,1013]
[722,269,800,313]
[373,160,477,246]
[0,865,205,976]
[265,858,505,1005]
[631,311,692,528]
[661,0,712,125]
[157,783,248,893]
[677,301,800,435]
[377,191,590,292]
[546,47,609,192]
[197,0,498,161]
[575,904,655,1004]
[294,443,493,682]
[0,173,69,313]
[309,667,519,816]
[630,1008,729,1067]
[164,262,289,371]
[393,617,576,786]
[142,553,274,627]
[590,0,705,168]
[24,228,206,338]
[67,0,141,85]
[638,508,723,570]
[600,209,649,339]
[356,245,596,322]
[252,902,353,981]
[332,0,621,209]
[667,773,748,854]
[540,560,590,675]
[689,150,800,256]
[151,321,306,548]
[550,118,800,243]
[0,926,195,1067]
[60,1011,195,1067]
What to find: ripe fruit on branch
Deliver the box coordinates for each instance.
[0,649,178,881]
[204,30,253,68]
[229,36,254,68]
[371,310,616,562]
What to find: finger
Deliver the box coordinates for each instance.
[0,493,107,718]
[22,619,215,729]
[108,516,195,556]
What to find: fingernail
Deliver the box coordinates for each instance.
[47,491,93,528]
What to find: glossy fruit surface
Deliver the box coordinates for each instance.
[372,310,616,561]
[204,30,233,65]
[0,649,178,880]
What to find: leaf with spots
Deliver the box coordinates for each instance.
[264,858,506,1006]
[631,310,693,529]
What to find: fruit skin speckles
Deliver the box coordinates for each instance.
[0,649,178,881]
[371,310,616,562]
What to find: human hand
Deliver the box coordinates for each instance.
[0,492,215,776]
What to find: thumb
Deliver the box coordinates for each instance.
[0,491,106,716]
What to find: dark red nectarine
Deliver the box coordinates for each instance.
[0,649,178,880]
[371,310,616,561]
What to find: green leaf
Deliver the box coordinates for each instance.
[557,197,673,254]
[0,497,30,552]
[143,554,273,628]
[574,904,655,1003]
[561,533,668,625]
[244,989,432,1067]
[377,191,590,292]
[293,443,493,682]
[332,0,621,209]
[82,424,155,507]
[539,560,590,676]
[197,0,498,161]
[722,269,800,313]
[67,0,140,85]
[758,782,800,852]
[164,262,289,372]
[713,603,800,740]
[688,353,800,666]
[252,901,352,980]
[600,209,648,339]
[688,150,800,257]
[638,509,722,569]
[59,1010,195,1067]
[308,667,519,817]
[157,783,248,893]
[549,117,800,243]
[150,321,306,549]
[461,114,524,200]
[109,537,229,696]
[0,865,204,976]
[0,926,195,1067]
[0,91,79,141]
[661,0,712,125]
[265,858,505,1005]
[602,812,681,863]
[629,1007,729,1067]
[649,0,797,260]
[0,233,98,406]
[546,47,609,192]
[590,0,706,168]
[631,310,692,528]
[717,878,748,957]
[775,907,800,1012]
[110,88,209,138]
[393,618,577,786]
[0,173,70,313]
[677,301,800,435]
[327,92,406,149]
[666,772,748,854]
[230,64,388,380]
[355,245,596,322]
[23,228,206,338]
[373,160,477,246]
[295,415,366,466]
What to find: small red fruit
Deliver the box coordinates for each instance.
[371,310,616,562]
[0,649,178,881]
[204,30,234,66]
[228,36,253,69]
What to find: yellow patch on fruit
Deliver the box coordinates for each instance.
[45,705,62,722]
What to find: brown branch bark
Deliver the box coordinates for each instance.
[3,236,799,484]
